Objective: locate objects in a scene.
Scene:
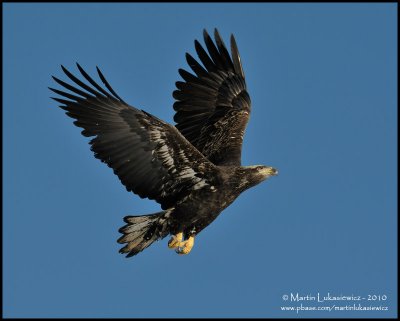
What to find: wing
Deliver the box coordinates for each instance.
[50,64,219,210]
[173,29,251,166]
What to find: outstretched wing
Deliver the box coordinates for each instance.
[50,64,218,210]
[173,29,251,166]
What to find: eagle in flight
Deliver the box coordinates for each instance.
[50,29,278,257]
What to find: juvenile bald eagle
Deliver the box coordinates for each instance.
[50,29,277,257]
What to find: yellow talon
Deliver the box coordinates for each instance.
[168,232,183,249]
[168,232,195,255]
[176,236,195,255]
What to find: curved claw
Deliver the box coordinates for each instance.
[175,236,195,255]
[168,232,183,249]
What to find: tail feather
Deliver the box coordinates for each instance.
[118,210,171,257]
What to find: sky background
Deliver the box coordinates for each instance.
[3,3,397,318]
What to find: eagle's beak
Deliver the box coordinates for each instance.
[269,167,278,176]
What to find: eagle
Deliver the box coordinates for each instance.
[50,29,278,257]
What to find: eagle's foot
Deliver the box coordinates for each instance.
[176,236,195,255]
[168,232,183,249]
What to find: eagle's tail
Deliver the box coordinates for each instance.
[117,210,171,257]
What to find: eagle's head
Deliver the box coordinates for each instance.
[250,165,278,181]
[237,165,278,191]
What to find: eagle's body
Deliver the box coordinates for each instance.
[50,29,277,257]
[169,165,265,235]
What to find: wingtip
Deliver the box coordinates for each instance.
[185,52,196,65]
[60,64,76,78]
[96,65,103,77]
[96,65,104,77]
[203,28,210,40]
[75,63,87,76]
[230,34,239,51]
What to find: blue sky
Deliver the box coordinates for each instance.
[3,3,397,318]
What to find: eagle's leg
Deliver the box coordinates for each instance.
[176,236,195,255]
[168,232,183,249]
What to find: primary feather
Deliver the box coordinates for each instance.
[173,29,251,166]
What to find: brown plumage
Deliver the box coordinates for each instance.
[50,29,277,257]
